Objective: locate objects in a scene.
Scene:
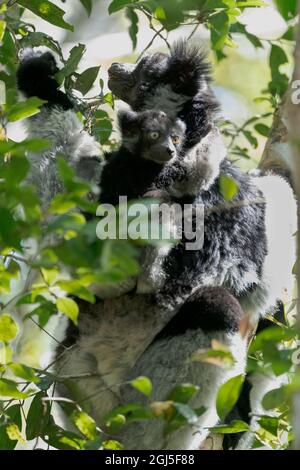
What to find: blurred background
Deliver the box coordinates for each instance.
[13,0,293,171]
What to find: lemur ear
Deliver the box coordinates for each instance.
[118,109,138,136]
[164,40,211,95]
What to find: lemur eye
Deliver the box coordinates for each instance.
[172,136,181,145]
[149,131,160,140]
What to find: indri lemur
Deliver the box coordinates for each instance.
[105,42,296,449]
[16,44,296,450]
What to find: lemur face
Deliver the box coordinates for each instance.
[118,110,186,164]
[108,41,211,110]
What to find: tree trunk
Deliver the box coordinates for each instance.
[286,0,300,451]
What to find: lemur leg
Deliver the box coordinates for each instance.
[118,287,247,450]
[55,294,178,425]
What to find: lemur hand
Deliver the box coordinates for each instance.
[170,127,227,197]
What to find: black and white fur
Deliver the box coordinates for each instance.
[16,45,296,450]
[107,41,296,323]
[106,43,296,448]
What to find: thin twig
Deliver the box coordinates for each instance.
[29,317,67,350]
[205,197,265,216]
[7,0,18,7]
[188,22,201,40]
[137,26,165,62]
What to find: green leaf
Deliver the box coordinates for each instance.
[26,301,57,328]
[236,0,266,5]
[55,280,95,303]
[282,26,295,41]
[49,196,77,214]
[0,345,13,365]
[255,123,270,137]
[56,156,76,181]
[0,208,21,248]
[168,384,199,404]
[105,413,126,434]
[60,44,86,78]
[7,97,45,122]
[0,405,22,450]
[130,376,152,397]
[126,8,139,50]
[108,0,134,14]
[71,410,96,440]
[262,385,289,410]
[249,326,295,354]
[231,22,263,48]
[103,92,115,109]
[269,44,289,97]
[191,347,235,369]
[0,154,30,184]
[172,402,198,424]
[45,424,86,450]
[243,130,258,148]
[56,297,79,325]
[0,314,19,342]
[219,174,239,201]
[18,0,73,31]
[155,6,166,20]
[104,403,153,426]
[0,20,6,43]
[210,11,230,50]
[216,374,244,421]
[0,379,30,399]
[80,0,92,16]
[6,423,26,445]
[26,392,51,440]
[102,440,124,450]
[93,109,113,144]
[211,419,250,434]
[10,364,39,383]
[0,138,50,154]
[74,66,100,95]
[258,416,280,436]
[41,267,59,285]
[275,0,297,20]
[20,32,63,58]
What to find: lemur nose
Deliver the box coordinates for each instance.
[167,148,174,157]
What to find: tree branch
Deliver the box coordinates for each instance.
[285,0,300,451]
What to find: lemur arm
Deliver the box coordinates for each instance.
[152,127,226,198]
[169,127,227,197]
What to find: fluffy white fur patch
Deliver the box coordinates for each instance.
[241,174,297,323]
